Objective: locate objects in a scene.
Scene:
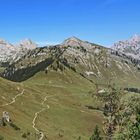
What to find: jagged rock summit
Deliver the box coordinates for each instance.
[112,34,140,59]
[18,39,37,49]
[1,35,140,83]
[0,39,15,49]
[62,36,82,46]
[0,38,37,65]
[61,36,94,49]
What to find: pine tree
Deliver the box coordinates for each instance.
[77,136,81,140]
[121,106,140,140]
[114,95,140,139]
[90,125,102,140]
[95,83,124,139]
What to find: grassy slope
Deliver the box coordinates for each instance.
[24,69,104,140]
[1,58,140,139]
[0,77,22,105]
[61,46,140,89]
[0,69,104,140]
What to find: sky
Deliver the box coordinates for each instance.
[0,0,140,47]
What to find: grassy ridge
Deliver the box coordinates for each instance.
[0,69,104,140]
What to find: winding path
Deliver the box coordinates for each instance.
[32,108,46,140]
[32,94,98,140]
[0,89,25,107]
[32,95,56,140]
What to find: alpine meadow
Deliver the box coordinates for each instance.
[0,0,140,140]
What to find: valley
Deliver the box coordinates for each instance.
[0,36,140,140]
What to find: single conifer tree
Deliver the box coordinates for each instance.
[90,125,102,140]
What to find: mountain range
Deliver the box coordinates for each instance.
[1,35,140,66]
[112,34,140,59]
[1,35,140,84]
[0,35,140,140]
[0,39,37,66]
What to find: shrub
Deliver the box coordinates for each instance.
[1,118,6,126]
[21,133,27,138]
[0,135,4,140]
[90,125,102,140]
[9,122,20,131]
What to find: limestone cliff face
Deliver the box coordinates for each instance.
[112,35,140,59]
[2,37,140,83]
[0,38,37,65]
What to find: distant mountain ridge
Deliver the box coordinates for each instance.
[1,35,140,67]
[1,36,140,86]
[62,36,94,49]
[0,38,37,66]
[1,36,140,140]
[112,35,140,59]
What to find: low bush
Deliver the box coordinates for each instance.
[9,122,20,131]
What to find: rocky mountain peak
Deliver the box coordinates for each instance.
[0,39,7,45]
[0,39,15,50]
[19,39,37,49]
[62,36,82,46]
[66,36,81,41]
[61,36,94,50]
[0,38,38,65]
[130,34,140,42]
[112,35,140,59]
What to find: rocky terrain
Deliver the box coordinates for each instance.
[112,34,140,59]
[1,36,140,87]
[0,39,37,66]
[0,36,140,140]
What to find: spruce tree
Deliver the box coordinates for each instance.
[90,125,102,140]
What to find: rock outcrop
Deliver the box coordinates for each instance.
[0,38,37,66]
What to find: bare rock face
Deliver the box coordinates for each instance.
[0,38,37,65]
[3,111,10,122]
[0,39,15,49]
[0,39,17,64]
[62,36,94,50]
[1,36,140,82]
[18,39,37,50]
[112,35,140,59]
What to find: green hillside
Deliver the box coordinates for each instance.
[0,42,140,140]
[0,68,104,140]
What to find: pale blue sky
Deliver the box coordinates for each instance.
[0,0,140,47]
